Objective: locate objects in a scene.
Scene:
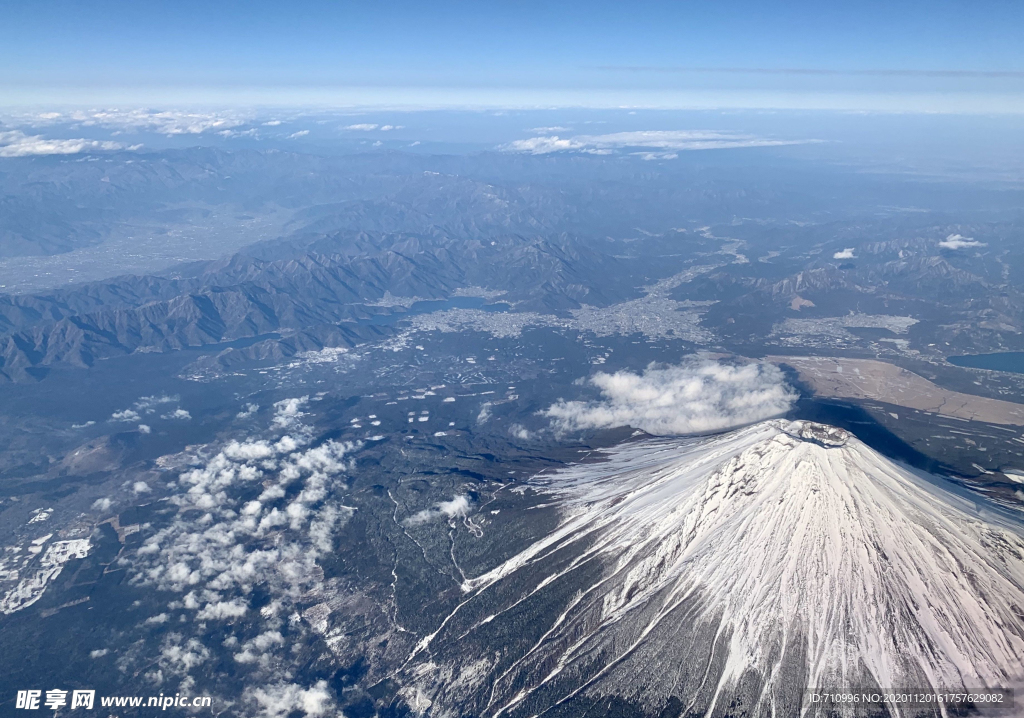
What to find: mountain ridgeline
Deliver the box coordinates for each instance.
[0,232,637,381]
[4,147,1024,382]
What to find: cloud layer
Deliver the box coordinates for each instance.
[543,360,797,436]
[114,396,356,708]
[0,129,128,157]
[939,233,985,249]
[21,109,247,135]
[503,130,813,157]
[342,123,402,131]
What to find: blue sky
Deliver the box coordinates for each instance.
[2,0,1024,111]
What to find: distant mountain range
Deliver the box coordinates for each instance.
[3,147,1024,381]
[0,231,638,381]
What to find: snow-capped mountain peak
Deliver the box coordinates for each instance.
[406,420,1024,717]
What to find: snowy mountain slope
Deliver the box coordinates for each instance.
[401,421,1024,718]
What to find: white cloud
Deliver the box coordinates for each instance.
[159,636,210,673]
[134,435,353,592]
[138,424,152,434]
[135,394,178,411]
[504,135,591,154]
[218,128,259,139]
[404,494,471,526]
[543,360,797,436]
[89,649,109,658]
[529,126,571,133]
[92,498,113,512]
[635,151,679,160]
[509,423,532,440]
[30,109,247,136]
[133,481,151,494]
[162,409,192,421]
[939,233,986,249]
[503,130,814,156]
[112,409,141,422]
[234,630,286,664]
[0,129,127,157]
[251,681,333,718]
[236,403,259,419]
[272,396,309,429]
[833,248,856,259]
[288,130,310,139]
[342,123,378,131]
[120,401,358,692]
[250,630,285,651]
[437,495,470,517]
[263,120,283,126]
[223,439,275,462]
[195,599,248,621]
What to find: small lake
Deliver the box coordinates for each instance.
[359,296,511,326]
[947,352,1024,375]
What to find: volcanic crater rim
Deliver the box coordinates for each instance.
[776,419,851,448]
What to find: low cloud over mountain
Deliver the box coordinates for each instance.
[544,360,797,435]
[503,129,814,158]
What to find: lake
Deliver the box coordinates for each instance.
[947,352,1024,375]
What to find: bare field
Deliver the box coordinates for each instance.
[769,355,1024,426]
